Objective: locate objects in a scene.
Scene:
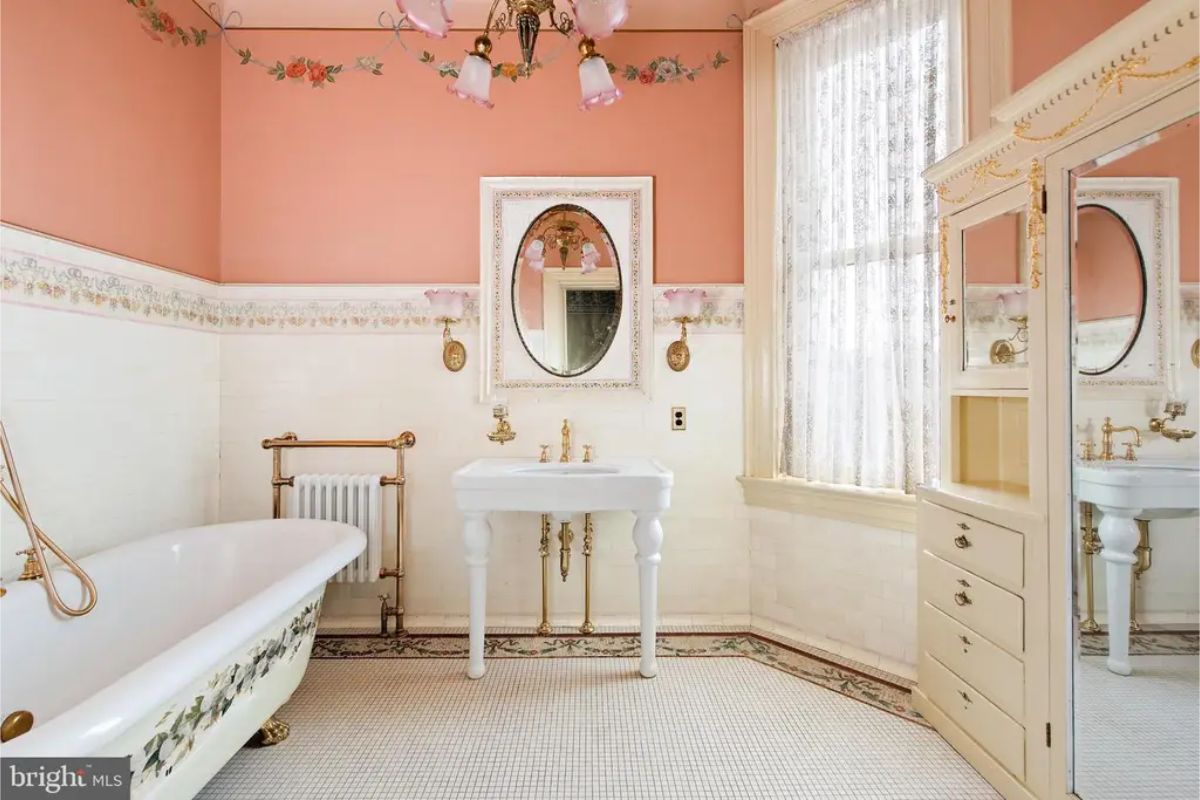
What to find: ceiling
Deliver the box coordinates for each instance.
[195,0,771,30]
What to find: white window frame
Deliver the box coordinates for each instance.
[739,0,1007,531]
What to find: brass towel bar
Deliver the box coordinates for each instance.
[262,431,416,636]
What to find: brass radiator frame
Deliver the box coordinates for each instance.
[262,431,416,636]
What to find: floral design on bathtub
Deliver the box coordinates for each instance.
[133,600,321,785]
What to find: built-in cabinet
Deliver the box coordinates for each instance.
[919,2,1199,798]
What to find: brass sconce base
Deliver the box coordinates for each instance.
[441,320,467,372]
[667,317,694,372]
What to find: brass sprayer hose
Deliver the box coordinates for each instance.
[0,421,98,616]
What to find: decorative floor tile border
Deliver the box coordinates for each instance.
[312,631,926,727]
[1080,629,1200,657]
[1,231,743,334]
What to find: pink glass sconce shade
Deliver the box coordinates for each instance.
[397,0,453,38]
[425,289,467,321]
[449,52,494,109]
[1000,289,1029,319]
[580,242,601,274]
[663,288,707,321]
[568,0,630,40]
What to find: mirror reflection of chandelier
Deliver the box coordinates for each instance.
[397,0,628,110]
[524,212,602,274]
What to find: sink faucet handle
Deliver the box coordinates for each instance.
[1123,441,1139,462]
[1079,441,1096,462]
[582,445,594,463]
[539,445,552,463]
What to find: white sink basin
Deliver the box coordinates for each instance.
[1075,458,1200,518]
[453,457,673,514]
[452,457,674,681]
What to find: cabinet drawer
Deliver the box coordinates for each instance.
[920,652,1025,780]
[920,500,1023,590]
[920,551,1024,657]
[920,602,1024,721]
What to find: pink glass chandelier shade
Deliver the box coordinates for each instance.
[663,288,707,320]
[524,240,546,273]
[568,0,630,40]
[449,53,494,108]
[425,289,468,320]
[580,242,601,273]
[397,0,454,38]
[579,55,623,110]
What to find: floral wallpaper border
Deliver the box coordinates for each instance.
[1,246,742,334]
[312,631,924,726]
[132,600,321,789]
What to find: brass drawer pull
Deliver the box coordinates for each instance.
[954,591,972,607]
[953,534,971,549]
[957,522,970,530]
[959,690,972,703]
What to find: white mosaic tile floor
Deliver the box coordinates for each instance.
[198,658,998,800]
[1075,654,1200,800]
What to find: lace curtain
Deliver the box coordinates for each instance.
[777,0,962,494]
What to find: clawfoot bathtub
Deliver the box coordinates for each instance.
[0,519,364,799]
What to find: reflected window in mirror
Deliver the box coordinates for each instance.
[512,204,622,377]
[962,210,1030,369]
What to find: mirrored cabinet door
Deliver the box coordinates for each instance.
[1062,112,1199,800]
[945,183,1034,391]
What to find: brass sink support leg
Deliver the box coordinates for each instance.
[538,515,552,635]
[558,521,574,582]
[580,514,595,635]
[1080,502,1102,634]
[1130,520,1151,633]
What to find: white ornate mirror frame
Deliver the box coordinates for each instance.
[1074,177,1180,397]
[479,177,654,399]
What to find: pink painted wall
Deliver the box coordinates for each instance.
[0,0,221,280]
[964,212,1022,284]
[219,30,743,284]
[1011,0,1149,90]
[1091,118,1199,282]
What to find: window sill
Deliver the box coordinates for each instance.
[738,476,917,532]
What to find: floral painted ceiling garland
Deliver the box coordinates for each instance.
[128,2,730,91]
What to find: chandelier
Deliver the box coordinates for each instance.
[522,211,604,273]
[397,0,629,109]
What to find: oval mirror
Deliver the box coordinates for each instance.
[512,205,622,377]
[1073,204,1146,375]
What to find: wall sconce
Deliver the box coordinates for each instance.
[425,290,468,372]
[989,290,1029,365]
[663,289,707,372]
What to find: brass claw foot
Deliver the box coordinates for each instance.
[251,716,290,747]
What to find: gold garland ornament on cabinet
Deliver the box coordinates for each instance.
[936,158,1024,206]
[1027,159,1045,291]
[939,217,956,324]
[1013,55,1200,143]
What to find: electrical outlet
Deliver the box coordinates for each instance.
[671,407,687,431]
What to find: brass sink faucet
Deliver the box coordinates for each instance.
[1100,417,1142,462]
[1149,401,1197,443]
[560,419,572,463]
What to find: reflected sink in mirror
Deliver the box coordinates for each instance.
[1074,458,1200,517]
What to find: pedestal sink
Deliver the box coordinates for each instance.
[1075,458,1200,675]
[452,458,673,679]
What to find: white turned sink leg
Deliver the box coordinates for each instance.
[1096,506,1142,676]
[463,512,492,680]
[633,513,664,678]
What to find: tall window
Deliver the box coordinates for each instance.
[776,0,962,493]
